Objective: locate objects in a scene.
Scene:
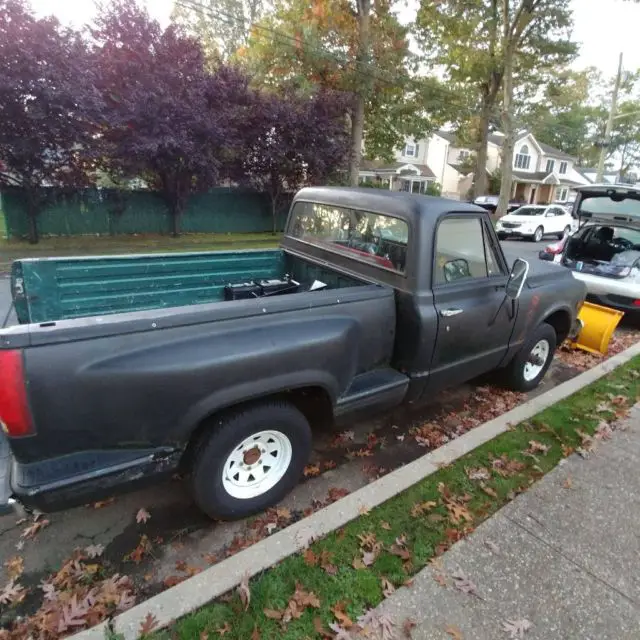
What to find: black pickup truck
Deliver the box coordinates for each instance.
[0,188,586,520]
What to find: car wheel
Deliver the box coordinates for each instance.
[497,232,507,240]
[558,226,570,240]
[533,226,544,242]
[503,323,557,392]
[191,401,312,520]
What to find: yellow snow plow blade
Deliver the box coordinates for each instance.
[571,301,624,356]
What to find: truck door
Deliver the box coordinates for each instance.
[428,215,514,391]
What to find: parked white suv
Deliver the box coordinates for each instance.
[496,204,577,242]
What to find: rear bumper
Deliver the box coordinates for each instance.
[570,272,640,313]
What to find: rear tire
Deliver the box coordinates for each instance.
[190,401,312,520]
[503,323,557,392]
[532,226,544,242]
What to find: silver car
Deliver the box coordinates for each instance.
[555,184,640,314]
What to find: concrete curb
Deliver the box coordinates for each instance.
[73,341,640,640]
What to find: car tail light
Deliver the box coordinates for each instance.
[0,350,34,437]
[634,300,640,307]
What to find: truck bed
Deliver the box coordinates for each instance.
[11,248,366,325]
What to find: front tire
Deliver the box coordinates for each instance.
[503,323,557,392]
[532,226,544,243]
[558,225,570,240]
[191,401,312,520]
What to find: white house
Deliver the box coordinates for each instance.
[359,129,592,203]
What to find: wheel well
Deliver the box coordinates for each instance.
[179,387,333,471]
[544,310,571,345]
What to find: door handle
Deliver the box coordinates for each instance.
[440,308,464,317]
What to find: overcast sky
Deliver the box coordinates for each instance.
[31,0,640,79]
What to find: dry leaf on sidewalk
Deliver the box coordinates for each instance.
[136,508,151,524]
[444,624,464,639]
[502,618,533,638]
[452,570,478,596]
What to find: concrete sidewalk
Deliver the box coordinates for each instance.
[370,404,640,639]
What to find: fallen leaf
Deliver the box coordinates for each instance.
[314,616,332,638]
[331,601,353,628]
[266,522,277,534]
[444,624,464,639]
[427,513,446,523]
[396,434,405,442]
[328,487,350,502]
[480,483,498,498]
[276,507,291,521]
[446,502,473,524]
[452,570,477,596]
[340,430,355,441]
[561,444,574,457]
[433,573,448,587]
[251,626,260,640]
[21,518,50,539]
[0,580,25,605]
[263,608,283,620]
[362,550,378,566]
[216,622,231,636]
[139,612,159,636]
[91,497,116,509]
[354,447,373,457]
[238,571,251,611]
[594,421,613,440]
[303,464,321,477]
[491,455,526,477]
[403,617,417,638]
[381,577,395,597]
[466,467,490,481]
[163,575,186,588]
[381,521,392,530]
[358,504,371,516]
[203,553,218,565]
[320,550,337,575]
[484,540,500,554]
[563,476,573,489]
[410,501,437,517]
[609,394,627,406]
[4,556,24,580]
[502,618,533,638]
[136,508,151,524]
[527,440,550,455]
[352,556,366,570]
[328,623,352,640]
[303,548,318,566]
[85,544,105,559]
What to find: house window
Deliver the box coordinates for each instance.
[559,161,568,174]
[404,143,419,158]
[514,144,531,170]
[458,149,470,159]
[545,159,555,173]
[557,187,569,202]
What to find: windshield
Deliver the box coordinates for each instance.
[579,195,640,217]
[512,207,544,216]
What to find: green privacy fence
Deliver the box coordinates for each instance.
[1,187,290,239]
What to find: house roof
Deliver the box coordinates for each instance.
[448,163,472,175]
[436,130,457,143]
[360,160,436,179]
[488,130,576,161]
[536,140,575,161]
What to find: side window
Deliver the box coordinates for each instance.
[434,217,490,285]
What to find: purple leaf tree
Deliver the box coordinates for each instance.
[92,0,255,236]
[0,0,103,243]
[243,88,350,233]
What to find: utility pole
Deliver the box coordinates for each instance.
[596,52,623,183]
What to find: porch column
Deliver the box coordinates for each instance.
[388,177,393,190]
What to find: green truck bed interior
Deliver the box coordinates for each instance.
[11,249,364,325]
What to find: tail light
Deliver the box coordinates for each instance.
[0,350,34,437]
[634,300,640,308]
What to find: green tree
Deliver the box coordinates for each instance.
[415,0,576,199]
[240,0,448,182]
[170,0,266,63]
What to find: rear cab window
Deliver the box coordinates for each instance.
[289,201,408,273]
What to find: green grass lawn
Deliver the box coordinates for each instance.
[155,357,640,640]
[0,232,281,274]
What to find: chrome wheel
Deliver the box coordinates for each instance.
[222,430,293,500]
[534,227,543,242]
[523,339,550,382]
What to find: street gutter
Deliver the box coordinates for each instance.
[72,340,640,640]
